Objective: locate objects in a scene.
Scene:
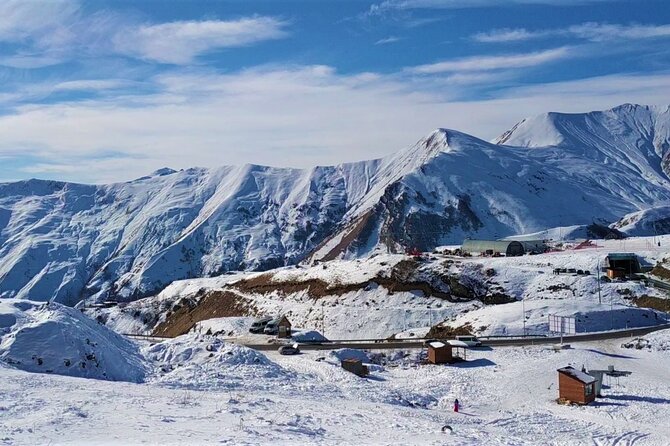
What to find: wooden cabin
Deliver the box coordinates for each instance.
[557,366,596,405]
[277,316,292,338]
[341,359,369,377]
[427,341,453,364]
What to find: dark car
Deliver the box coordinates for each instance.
[278,344,300,355]
[249,316,273,334]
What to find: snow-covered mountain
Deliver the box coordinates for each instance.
[1,103,670,304]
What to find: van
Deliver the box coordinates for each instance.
[249,316,273,334]
[455,335,482,347]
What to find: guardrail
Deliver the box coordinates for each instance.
[123,333,174,341]
[640,274,670,292]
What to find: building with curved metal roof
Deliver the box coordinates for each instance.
[461,239,525,256]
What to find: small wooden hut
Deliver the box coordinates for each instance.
[557,366,596,405]
[427,341,453,364]
[277,316,292,338]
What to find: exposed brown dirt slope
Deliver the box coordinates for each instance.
[425,323,476,339]
[152,290,256,337]
[634,295,670,312]
[651,264,670,280]
[309,210,374,262]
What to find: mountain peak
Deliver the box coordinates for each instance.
[151,167,178,177]
[495,103,670,149]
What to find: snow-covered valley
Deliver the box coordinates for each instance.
[2,104,670,445]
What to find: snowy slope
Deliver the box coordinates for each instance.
[2,104,670,304]
[0,300,146,381]
[2,336,670,445]
[611,205,670,236]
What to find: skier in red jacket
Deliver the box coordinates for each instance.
[454,399,459,413]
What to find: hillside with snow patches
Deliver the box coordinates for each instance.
[85,235,669,342]
[1,104,670,304]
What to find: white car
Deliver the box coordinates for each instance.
[453,335,482,347]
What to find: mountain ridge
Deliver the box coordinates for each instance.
[1,103,670,304]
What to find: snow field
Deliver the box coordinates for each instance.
[2,331,670,445]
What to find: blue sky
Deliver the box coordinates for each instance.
[1,0,670,183]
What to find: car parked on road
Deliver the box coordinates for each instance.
[278,344,300,355]
[264,319,280,335]
[454,335,482,347]
[249,316,273,334]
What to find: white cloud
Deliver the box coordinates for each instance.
[368,0,606,15]
[472,28,552,43]
[0,0,80,43]
[51,79,131,92]
[375,36,402,45]
[0,1,290,67]
[570,22,670,41]
[114,17,290,64]
[472,22,670,43]
[407,47,572,74]
[1,66,670,183]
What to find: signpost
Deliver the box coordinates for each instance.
[548,314,576,345]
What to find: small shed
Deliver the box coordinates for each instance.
[341,359,369,377]
[427,341,453,364]
[277,316,292,338]
[461,240,525,257]
[604,253,640,276]
[557,366,596,405]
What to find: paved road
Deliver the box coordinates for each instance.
[123,323,670,351]
[240,323,670,351]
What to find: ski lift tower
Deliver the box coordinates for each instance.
[548,314,576,348]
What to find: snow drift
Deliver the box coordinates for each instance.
[0,300,146,382]
[144,333,289,390]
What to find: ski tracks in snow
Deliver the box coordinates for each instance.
[592,431,650,446]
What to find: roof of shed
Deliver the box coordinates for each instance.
[557,366,596,384]
[461,240,523,251]
[606,253,637,259]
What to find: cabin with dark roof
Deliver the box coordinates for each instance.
[605,253,640,278]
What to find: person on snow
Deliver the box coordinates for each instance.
[454,398,459,413]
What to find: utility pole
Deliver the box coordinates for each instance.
[522,297,526,336]
[597,258,602,304]
[321,301,326,338]
[610,287,614,330]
